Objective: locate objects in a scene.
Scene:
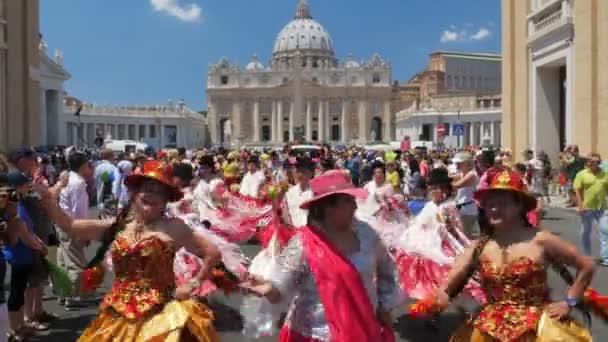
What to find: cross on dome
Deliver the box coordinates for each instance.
[295,0,312,19]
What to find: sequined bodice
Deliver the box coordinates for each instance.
[474,256,549,341]
[101,235,177,320]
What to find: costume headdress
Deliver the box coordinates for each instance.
[125,160,183,201]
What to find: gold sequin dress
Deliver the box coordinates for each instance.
[78,235,217,342]
[450,256,591,342]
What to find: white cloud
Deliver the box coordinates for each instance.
[150,0,202,22]
[471,27,491,41]
[440,30,463,43]
[440,25,491,43]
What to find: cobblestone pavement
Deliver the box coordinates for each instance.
[30,207,608,341]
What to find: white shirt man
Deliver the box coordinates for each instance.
[285,183,313,227]
[60,172,89,220]
[57,153,92,307]
[239,170,266,198]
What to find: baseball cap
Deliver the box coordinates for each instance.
[8,147,36,164]
[6,171,30,187]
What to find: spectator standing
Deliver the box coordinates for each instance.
[8,148,56,327]
[565,145,586,207]
[3,172,48,338]
[93,149,119,209]
[58,153,93,309]
[574,153,608,266]
[451,152,479,238]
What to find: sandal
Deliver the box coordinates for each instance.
[35,310,59,322]
[7,329,27,342]
[24,319,49,331]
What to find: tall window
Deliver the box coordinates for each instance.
[138,125,146,140]
[149,125,157,138]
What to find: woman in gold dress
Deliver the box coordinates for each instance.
[40,161,221,341]
[434,169,595,341]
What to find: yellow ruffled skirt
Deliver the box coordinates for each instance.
[450,313,592,342]
[78,299,217,342]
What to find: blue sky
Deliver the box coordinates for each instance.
[41,0,501,111]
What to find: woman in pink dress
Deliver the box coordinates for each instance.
[394,168,484,301]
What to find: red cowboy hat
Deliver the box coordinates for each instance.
[473,169,536,212]
[299,170,368,209]
[125,160,183,202]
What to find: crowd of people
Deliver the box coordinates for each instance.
[0,141,606,341]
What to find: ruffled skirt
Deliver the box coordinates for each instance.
[449,313,592,342]
[78,299,217,342]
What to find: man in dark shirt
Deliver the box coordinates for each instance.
[8,148,56,325]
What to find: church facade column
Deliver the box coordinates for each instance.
[318,99,325,142]
[324,100,331,141]
[271,100,277,142]
[276,100,284,143]
[232,101,242,147]
[289,101,295,142]
[208,100,218,144]
[341,98,348,143]
[306,99,312,142]
[469,121,475,146]
[358,100,367,143]
[489,120,495,146]
[253,100,260,143]
[383,100,392,142]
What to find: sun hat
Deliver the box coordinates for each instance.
[299,171,368,209]
[125,160,183,201]
[452,152,473,164]
[473,169,536,212]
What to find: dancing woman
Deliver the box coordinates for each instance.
[38,161,221,341]
[436,169,594,341]
[241,171,403,341]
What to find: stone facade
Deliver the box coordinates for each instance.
[394,51,502,147]
[61,98,207,150]
[207,0,394,147]
[0,0,42,150]
[502,0,608,157]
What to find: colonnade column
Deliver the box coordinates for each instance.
[253,100,260,143]
[341,99,348,144]
[306,100,312,142]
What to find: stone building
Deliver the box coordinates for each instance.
[395,51,502,148]
[502,0,608,157]
[0,0,41,150]
[61,97,207,150]
[207,0,394,147]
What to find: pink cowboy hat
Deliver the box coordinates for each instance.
[299,170,368,209]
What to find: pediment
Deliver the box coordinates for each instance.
[39,53,71,81]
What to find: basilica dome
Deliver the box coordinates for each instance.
[272,1,335,65]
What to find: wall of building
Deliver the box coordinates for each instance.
[502,0,608,157]
[502,0,531,156]
[1,0,41,151]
